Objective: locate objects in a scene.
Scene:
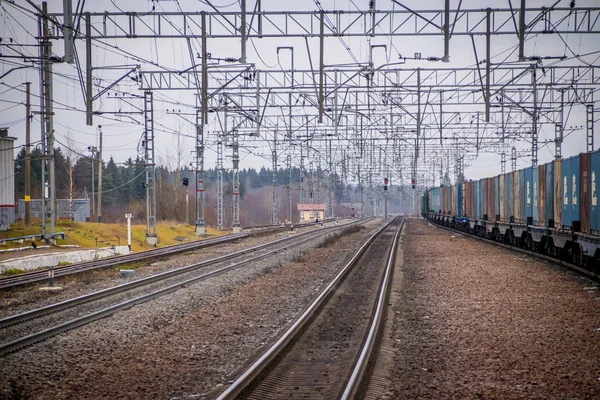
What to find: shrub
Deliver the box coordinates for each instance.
[2,268,24,276]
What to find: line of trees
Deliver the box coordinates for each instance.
[12,148,359,225]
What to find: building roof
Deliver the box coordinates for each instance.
[297,203,326,211]
[0,127,16,141]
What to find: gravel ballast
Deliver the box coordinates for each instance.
[0,219,381,399]
[0,225,327,319]
[388,218,600,399]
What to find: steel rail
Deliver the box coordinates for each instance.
[216,217,399,400]
[431,221,600,282]
[0,220,356,356]
[0,220,334,290]
[341,217,404,399]
[0,220,352,330]
[0,232,249,289]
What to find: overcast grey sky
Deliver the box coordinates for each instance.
[1,0,598,186]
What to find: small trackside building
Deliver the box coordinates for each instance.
[0,127,17,231]
[297,203,326,222]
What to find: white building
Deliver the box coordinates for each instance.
[0,128,16,231]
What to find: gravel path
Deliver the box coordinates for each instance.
[0,219,381,399]
[388,218,600,399]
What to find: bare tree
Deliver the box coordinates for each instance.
[63,130,81,220]
[168,132,191,172]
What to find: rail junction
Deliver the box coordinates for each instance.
[1,0,600,398]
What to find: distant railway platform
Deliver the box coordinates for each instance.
[387,217,600,399]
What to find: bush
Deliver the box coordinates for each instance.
[2,268,24,276]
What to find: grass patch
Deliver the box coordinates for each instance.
[2,268,24,276]
[113,261,145,271]
[0,220,226,252]
[57,261,71,267]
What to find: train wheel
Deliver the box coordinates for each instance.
[571,246,581,266]
[525,235,533,251]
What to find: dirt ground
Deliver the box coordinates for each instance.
[388,218,600,399]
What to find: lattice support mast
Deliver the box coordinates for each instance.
[232,129,241,231]
[144,91,157,245]
[195,109,206,235]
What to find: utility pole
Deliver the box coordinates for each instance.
[195,11,208,236]
[531,64,538,166]
[286,154,292,223]
[518,0,526,61]
[85,11,92,125]
[485,7,491,122]
[587,104,594,152]
[358,164,364,218]
[25,82,31,227]
[195,113,206,235]
[217,95,226,230]
[309,160,314,221]
[240,0,247,64]
[97,125,103,223]
[299,142,305,223]
[39,1,56,239]
[90,148,95,218]
[272,130,279,225]
[511,146,517,171]
[185,181,189,225]
[318,10,324,123]
[232,129,241,232]
[328,138,334,219]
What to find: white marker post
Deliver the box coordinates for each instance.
[125,213,133,251]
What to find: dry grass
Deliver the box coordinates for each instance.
[317,224,365,248]
[0,219,225,251]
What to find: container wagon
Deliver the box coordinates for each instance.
[423,150,600,276]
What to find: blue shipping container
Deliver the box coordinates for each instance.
[545,162,554,226]
[506,172,514,221]
[519,169,527,223]
[562,155,581,229]
[591,150,600,234]
[456,183,463,217]
[532,166,539,225]
[480,179,486,219]
[525,167,534,221]
[433,187,441,213]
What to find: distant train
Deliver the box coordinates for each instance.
[422,150,600,275]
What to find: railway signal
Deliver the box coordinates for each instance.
[411,178,416,189]
[384,177,388,191]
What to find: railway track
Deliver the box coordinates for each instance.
[0,219,359,356]
[215,216,404,400]
[0,220,334,290]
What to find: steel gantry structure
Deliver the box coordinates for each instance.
[3,1,599,239]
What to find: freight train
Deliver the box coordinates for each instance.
[421,150,600,276]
